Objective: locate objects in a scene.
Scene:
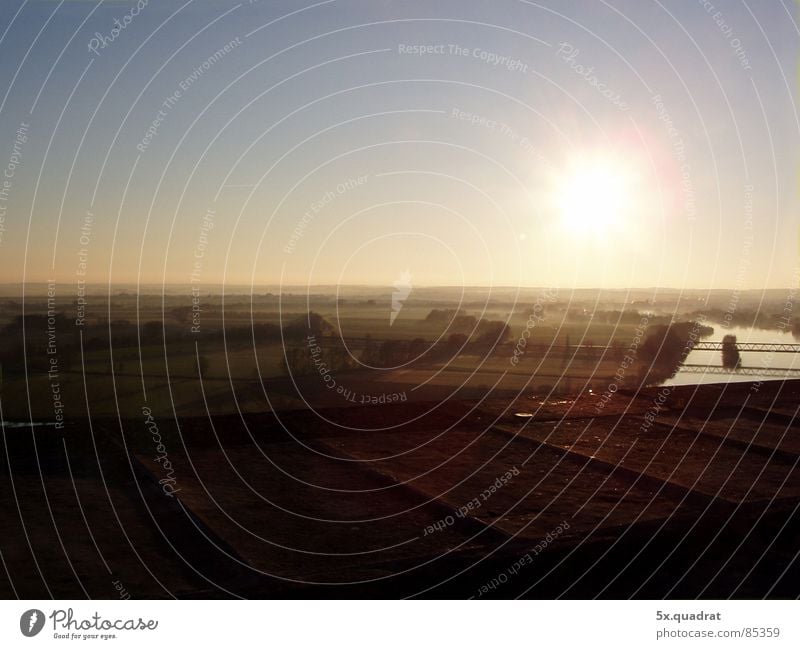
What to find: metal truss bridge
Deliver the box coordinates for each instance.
[680,364,800,376]
[692,342,800,353]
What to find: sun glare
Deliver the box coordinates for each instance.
[552,155,637,236]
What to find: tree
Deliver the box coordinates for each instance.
[447,333,468,348]
[450,314,477,332]
[474,321,511,348]
[425,308,458,323]
[408,337,427,361]
[424,309,477,332]
[282,311,335,341]
[360,334,376,364]
[637,321,702,383]
[375,339,409,366]
[721,334,741,369]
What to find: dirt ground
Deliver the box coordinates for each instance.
[2,379,800,598]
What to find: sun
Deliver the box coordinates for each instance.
[552,154,637,236]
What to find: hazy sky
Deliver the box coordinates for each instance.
[0,0,797,290]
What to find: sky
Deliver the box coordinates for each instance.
[0,0,797,291]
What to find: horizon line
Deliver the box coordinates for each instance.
[0,282,794,293]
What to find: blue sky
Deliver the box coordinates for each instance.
[0,0,797,289]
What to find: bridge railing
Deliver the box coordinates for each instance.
[690,342,800,353]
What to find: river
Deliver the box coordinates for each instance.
[665,325,800,386]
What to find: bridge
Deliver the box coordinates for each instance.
[325,336,800,358]
[691,341,800,353]
[681,364,800,376]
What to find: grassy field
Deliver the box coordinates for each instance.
[0,290,724,420]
